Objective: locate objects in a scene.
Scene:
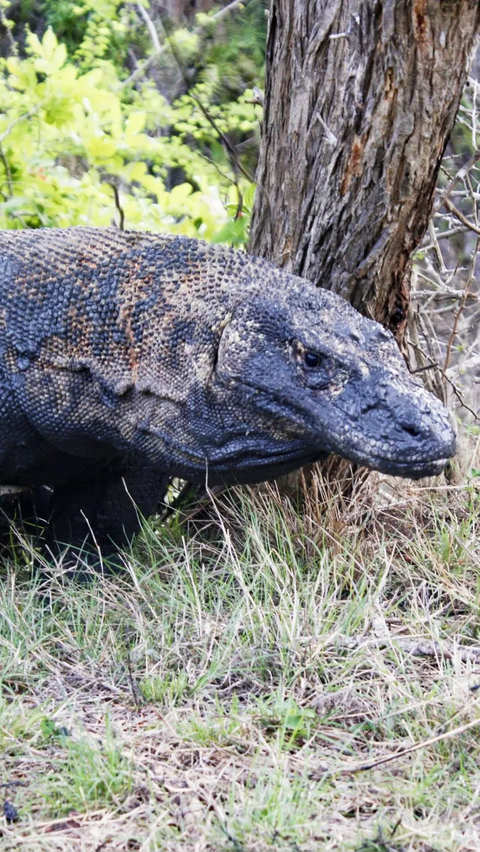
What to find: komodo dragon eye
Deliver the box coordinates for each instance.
[303,350,324,370]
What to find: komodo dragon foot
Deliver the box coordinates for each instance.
[0,460,168,575]
[41,459,169,572]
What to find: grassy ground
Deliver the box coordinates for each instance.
[1,446,480,851]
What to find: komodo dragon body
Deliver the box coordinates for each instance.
[0,227,456,562]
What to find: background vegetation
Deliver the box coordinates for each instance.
[0,2,480,851]
[0,0,266,240]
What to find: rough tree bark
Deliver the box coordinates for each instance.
[250,0,480,336]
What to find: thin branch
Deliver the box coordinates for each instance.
[433,148,480,214]
[0,143,13,197]
[444,235,480,372]
[412,288,477,302]
[422,226,471,248]
[427,219,447,273]
[136,2,161,53]
[0,107,40,144]
[466,168,479,229]
[121,0,250,89]
[407,341,479,421]
[342,715,480,774]
[158,13,255,186]
[209,0,249,24]
[442,195,480,236]
[195,149,239,185]
[101,178,125,230]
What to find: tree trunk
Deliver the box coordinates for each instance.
[250,0,480,336]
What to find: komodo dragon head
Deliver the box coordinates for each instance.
[178,262,456,485]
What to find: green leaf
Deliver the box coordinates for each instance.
[42,27,59,61]
[126,111,146,136]
[213,217,248,246]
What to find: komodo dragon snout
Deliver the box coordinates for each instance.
[0,227,456,564]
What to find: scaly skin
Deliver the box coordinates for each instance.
[0,227,456,562]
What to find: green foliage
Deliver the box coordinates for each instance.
[21,0,146,69]
[40,716,70,740]
[197,0,267,99]
[0,3,263,241]
[43,717,132,814]
[258,697,317,750]
[140,670,189,705]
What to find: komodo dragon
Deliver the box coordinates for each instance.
[0,227,456,564]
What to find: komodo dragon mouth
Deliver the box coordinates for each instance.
[0,226,457,565]
[214,370,456,484]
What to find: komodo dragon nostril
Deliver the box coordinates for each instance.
[402,424,421,438]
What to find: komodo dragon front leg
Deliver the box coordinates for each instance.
[43,459,169,565]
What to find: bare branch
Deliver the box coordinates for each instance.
[343,715,480,774]
[136,2,161,53]
[100,177,126,231]
[444,235,480,372]
[434,149,480,214]
[0,107,40,144]
[442,195,480,236]
[407,341,479,421]
[121,0,251,90]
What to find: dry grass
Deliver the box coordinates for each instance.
[1,444,480,851]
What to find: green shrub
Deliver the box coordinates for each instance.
[0,4,264,242]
